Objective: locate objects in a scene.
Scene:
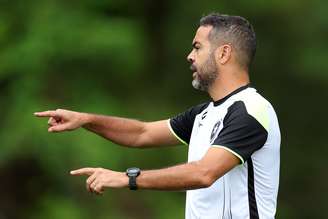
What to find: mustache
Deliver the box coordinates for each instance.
[190,64,197,72]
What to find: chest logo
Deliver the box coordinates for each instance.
[198,111,208,127]
[210,120,221,143]
[201,111,208,120]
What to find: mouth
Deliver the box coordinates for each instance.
[190,65,197,77]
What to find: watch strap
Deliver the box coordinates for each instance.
[129,176,138,190]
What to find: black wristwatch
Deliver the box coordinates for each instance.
[126,167,141,190]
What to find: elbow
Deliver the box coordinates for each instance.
[125,124,148,148]
[128,138,147,148]
[133,134,150,148]
[199,174,215,188]
[133,123,152,148]
[195,162,216,188]
[130,138,143,148]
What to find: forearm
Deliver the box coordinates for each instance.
[70,147,239,194]
[35,108,178,148]
[82,113,146,147]
[136,161,213,191]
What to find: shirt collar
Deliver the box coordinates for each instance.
[213,84,251,106]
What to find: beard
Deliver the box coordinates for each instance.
[191,53,218,92]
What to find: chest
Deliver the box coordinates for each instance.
[188,104,228,161]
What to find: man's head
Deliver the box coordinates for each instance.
[187,13,256,91]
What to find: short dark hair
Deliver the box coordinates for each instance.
[200,13,257,70]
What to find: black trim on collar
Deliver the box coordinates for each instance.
[213,84,250,106]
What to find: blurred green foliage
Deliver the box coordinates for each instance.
[0,0,327,218]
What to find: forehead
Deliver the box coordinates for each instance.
[192,26,213,44]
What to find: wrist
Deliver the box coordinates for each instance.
[126,167,141,190]
[80,113,92,127]
[121,172,129,188]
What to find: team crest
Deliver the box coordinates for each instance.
[210,120,221,143]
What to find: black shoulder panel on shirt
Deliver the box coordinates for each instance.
[170,102,210,144]
[212,101,268,162]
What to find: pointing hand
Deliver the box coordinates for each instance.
[34,109,87,132]
[70,167,128,195]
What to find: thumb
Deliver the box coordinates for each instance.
[48,123,72,132]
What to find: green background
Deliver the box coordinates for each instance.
[0,0,327,218]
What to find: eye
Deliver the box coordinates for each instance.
[194,46,200,51]
[192,42,201,51]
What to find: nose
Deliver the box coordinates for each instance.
[187,51,194,63]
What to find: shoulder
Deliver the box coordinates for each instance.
[188,101,211,116]
[227,88,272,131]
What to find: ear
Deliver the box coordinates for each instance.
[216,44,232,65]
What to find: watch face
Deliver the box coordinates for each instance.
[127,167,140,176]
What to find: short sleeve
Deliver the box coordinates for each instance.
[169,102,209,145]
[212,101,268,163]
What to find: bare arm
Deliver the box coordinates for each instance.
[135,147,239,190]
[34,109,180,148]
[82,114,179,147]
[70,147,240,193]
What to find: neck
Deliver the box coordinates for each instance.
[208,70,250,101]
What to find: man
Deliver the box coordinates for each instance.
[35,13,280,219]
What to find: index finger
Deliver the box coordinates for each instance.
[70,168,96,176]
[34,110,57,117]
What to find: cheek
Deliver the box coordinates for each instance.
[195,53,205,65]
[197,49,210,62]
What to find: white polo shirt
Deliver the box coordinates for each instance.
[169,85,281,219]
